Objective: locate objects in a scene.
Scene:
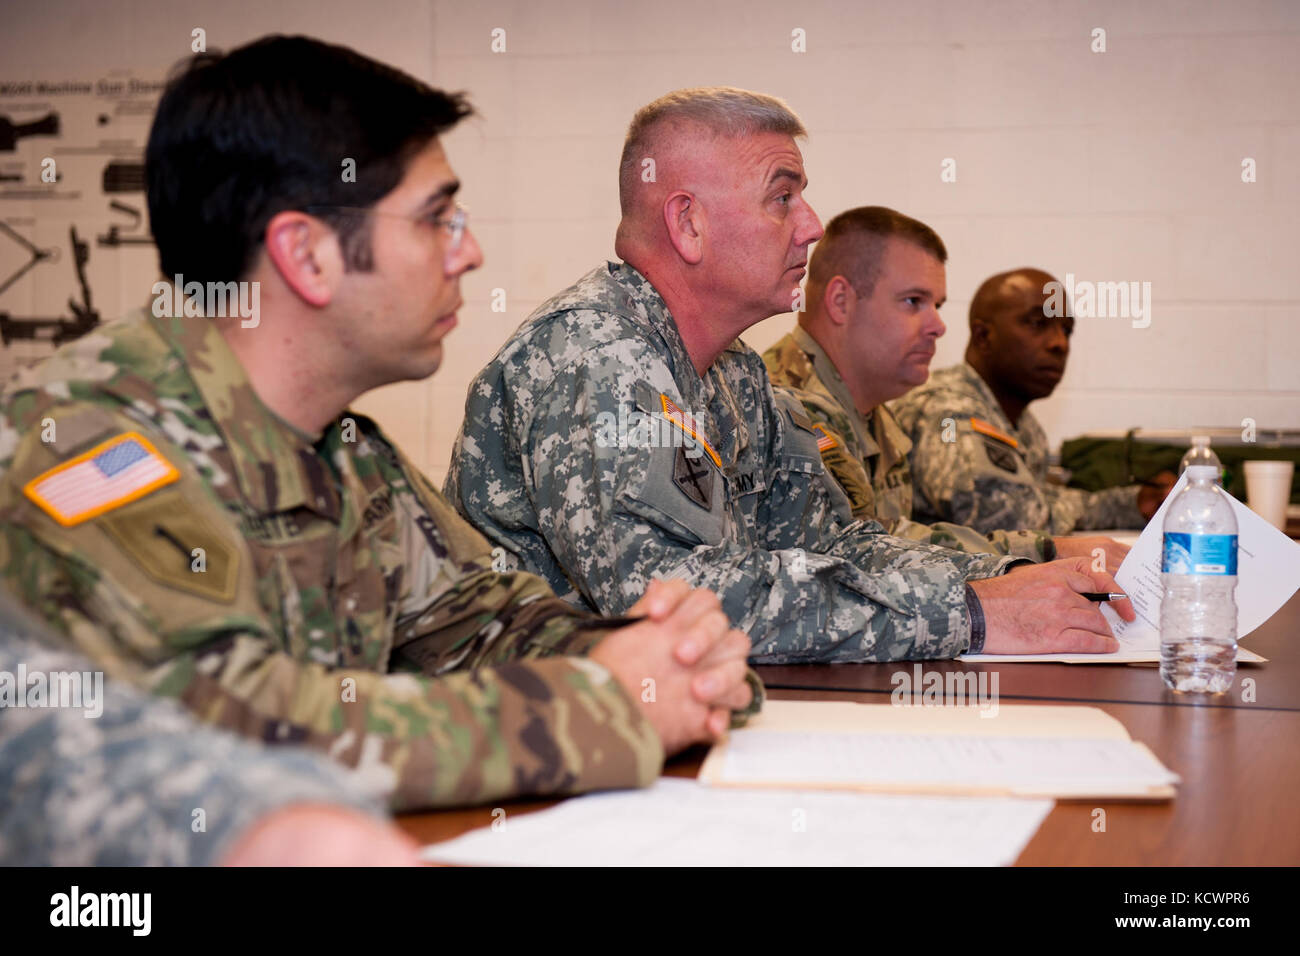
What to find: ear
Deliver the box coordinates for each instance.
[822,275,856,327]
[662,191,703,265]
[262,210,341,308]
[968,318,991,351]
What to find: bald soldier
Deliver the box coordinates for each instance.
[0,37,756,813]
[450,87,1134,663]
[764,207,1130,572]
[892,268,1175,535]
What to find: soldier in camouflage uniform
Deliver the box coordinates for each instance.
[891,267,1174,536]
[450,89,1134,663]
[0,590,421,866]
[0,38,757,814]
[764,333,1049,560]
[764,207,1132,572]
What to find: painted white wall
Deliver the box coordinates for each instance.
[5,0,1297,486]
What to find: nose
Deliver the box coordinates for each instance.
[448,227,484,274]
[927,308,946,339]
[798,200,824,246]
[1045,320,1068,354]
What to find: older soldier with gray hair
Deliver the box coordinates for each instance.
[449,87,1134,662]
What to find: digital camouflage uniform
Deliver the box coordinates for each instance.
[890,361,1145,535]
[762,327,1052,562]
[448,262,1017,665]
[0,310,667,812]
[0,592,384,866]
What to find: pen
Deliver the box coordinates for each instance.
[1082,592,1128,602]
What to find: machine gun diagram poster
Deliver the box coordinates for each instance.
[0,71,165,379]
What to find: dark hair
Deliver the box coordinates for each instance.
[146,34,473,284]
[807,206,947,299]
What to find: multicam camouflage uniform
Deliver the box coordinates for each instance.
[890,361,1145,535]
[448,262,1019,665]
[762,328,1053,562]
[0,592,384,866]
[0,310,666,811]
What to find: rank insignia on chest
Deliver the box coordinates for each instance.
[673,444,715,510]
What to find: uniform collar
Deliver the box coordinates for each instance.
[959,360,1020,437]
[790,325,876,458]
[871,401,912,478]
[146,312,341,518]
[603,261,748,464]
[605,261,699,389]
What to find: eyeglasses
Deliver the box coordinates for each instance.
[305,202,470,253]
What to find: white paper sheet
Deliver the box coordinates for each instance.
[716,730,1178,793]
[421,778,1054,867]
[962,475,1298,663]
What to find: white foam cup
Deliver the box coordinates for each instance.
[1243,460,1294,531]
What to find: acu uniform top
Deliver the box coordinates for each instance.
[762,327,1053,562]
[890,361,1145,536]
[448,262,1018,665]
[0,310,665,811]
[0,591,384,866]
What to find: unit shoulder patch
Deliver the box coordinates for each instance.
[672,444,715,511]
[982,437,1022,474]
[98,489,240,602]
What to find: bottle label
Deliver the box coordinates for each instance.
[1161,533,1238,575]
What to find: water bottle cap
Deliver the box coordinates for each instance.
[1185,465,1219,480]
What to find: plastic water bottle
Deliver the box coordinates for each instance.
[1179,435,1220,474]
[1159,464,1238,693]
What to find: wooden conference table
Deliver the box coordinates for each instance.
[399,591,1300,865]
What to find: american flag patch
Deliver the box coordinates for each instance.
[23,432,180,527]
[659,394,721,466]
[813,424,838,452]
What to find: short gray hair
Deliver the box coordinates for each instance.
[618,87,806,214]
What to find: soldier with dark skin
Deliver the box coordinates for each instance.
[969,269,1070,426]
[895,268,1177,536]
[0,37,755,814]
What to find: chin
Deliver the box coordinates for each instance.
[394,347,443,384]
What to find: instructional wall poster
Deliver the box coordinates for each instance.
[0,71,165,379]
